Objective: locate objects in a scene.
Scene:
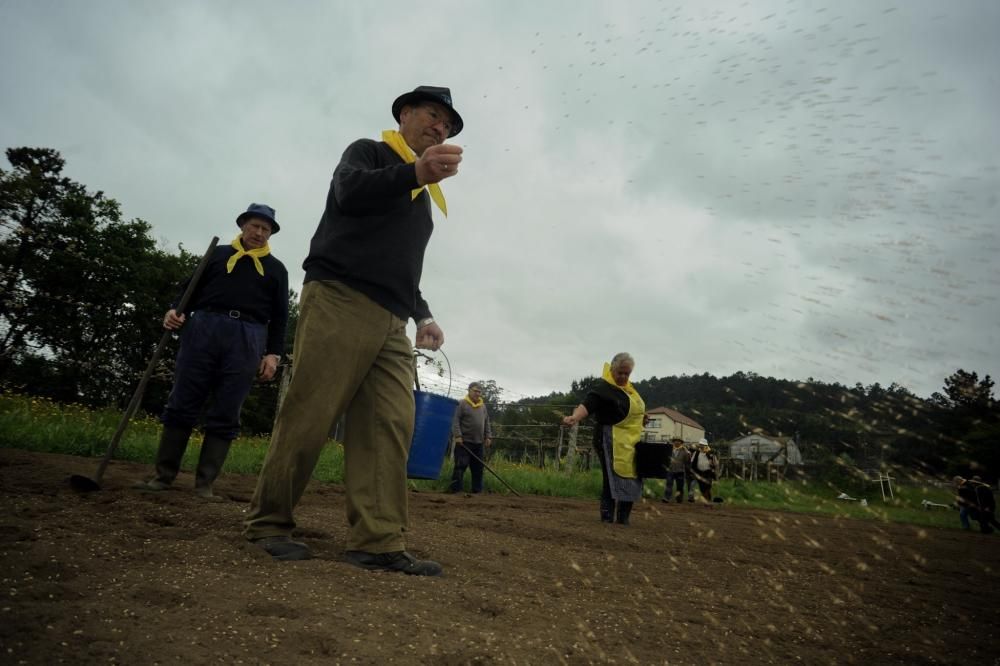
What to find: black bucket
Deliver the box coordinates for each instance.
[634,442,672,478]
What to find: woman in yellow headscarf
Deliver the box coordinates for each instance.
[563,353,646,525]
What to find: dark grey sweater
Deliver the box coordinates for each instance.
[303,138,434,321]
[452,400,492,444]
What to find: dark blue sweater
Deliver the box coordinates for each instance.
[173,245,289,355]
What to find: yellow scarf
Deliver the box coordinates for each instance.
[226,235,270,276]
[464,396,484,408]
[601,362,638,397]
[381,130,448,217]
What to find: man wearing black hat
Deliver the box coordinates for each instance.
[244,86,463,575]
[135,203,289,501]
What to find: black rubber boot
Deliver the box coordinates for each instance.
[600,497,614,523]
[194,434,232,502]
[344,550,443,576]
[615,501,633,526]
[134,425,192,491]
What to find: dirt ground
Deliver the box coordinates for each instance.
[1,448,998,665]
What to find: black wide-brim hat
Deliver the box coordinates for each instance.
[391,85,463,137]
[236,202,280,234]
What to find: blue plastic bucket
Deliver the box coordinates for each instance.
[407,390,459,479]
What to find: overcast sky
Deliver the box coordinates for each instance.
[2,0,998,401]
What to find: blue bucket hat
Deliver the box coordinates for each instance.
[236,203,279,234]
[391,85,463,137]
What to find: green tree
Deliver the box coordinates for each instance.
[0,147,195,405]
[476,378,503,414]
[926,369,1000,479]
[931,369,995,413]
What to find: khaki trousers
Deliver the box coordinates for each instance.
[244,280,415,553]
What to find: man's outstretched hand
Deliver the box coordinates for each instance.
[415,144,463,186]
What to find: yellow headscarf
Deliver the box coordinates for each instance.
[381,130,448,217]
[226,235,270,276]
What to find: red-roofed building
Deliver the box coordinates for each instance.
[643,407,705,444]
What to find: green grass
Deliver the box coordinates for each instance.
[0,391,967,530]
[709,476,963,530]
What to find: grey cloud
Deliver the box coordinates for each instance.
[1,0,997,400]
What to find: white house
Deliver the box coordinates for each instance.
[643,407,705,444]
[726,434,803,465]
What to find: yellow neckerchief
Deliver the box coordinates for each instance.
[601,363,646,479]
[464,395,484,408]
[226,235,270,276]
[381,130,448,217]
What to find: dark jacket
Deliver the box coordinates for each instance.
[303,139,434,322]
[690,450,720,480]
[582,382,631,449]
[174,245,289,356]
[669,446,690,474]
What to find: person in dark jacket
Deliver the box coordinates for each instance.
[244,86,463,575]
[134,203,288,501]
[689,439,720,502]
[563,353,646,526]
[685,442,699,502]
[955,476,1000,534]
[662,438,690,504]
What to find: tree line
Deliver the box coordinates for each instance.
[0,147,296,433]
[2,147,996,478]
[512,368,998,480]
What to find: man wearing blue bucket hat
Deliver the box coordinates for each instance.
[134,203,288,500]
[244,86,463,575]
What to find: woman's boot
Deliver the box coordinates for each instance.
[615,501,633,526]
[600,497,614,523]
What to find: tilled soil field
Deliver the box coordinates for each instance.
[1,447,997,665]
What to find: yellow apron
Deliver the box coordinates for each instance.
[601,363,646,479]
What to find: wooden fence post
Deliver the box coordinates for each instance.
[565,423,579,472]
[555,426,564,471]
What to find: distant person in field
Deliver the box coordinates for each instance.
[450,382,492,494]
[662,437,690,503]
[563,353,647,526]
[685,441,699,502]
[689,438,720,502]
[134,203,288,501]
[955,475,980,530]
[954,476,1000,534]
[243,86,463,576]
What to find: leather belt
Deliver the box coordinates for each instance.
[200,307,263,325]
